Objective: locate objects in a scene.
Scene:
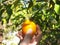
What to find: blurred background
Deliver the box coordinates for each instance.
[0,0,60,45]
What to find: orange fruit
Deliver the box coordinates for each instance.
[22,19,36,35]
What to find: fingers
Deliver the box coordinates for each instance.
[36,24,41,31]
[35,24,42,42]
[31,35,36,42]
[16,31,23,41]
[36,24,42,35]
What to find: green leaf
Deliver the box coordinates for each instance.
[54,4,60,15]
[42,15,45,21]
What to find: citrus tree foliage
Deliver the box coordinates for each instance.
[0,0,60,45]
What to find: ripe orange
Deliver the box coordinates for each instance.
[22,19,36,35]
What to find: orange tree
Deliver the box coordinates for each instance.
[0,0,60,45]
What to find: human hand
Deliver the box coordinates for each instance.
[17,25,42,45]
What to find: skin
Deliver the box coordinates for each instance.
[17,25,42,45]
